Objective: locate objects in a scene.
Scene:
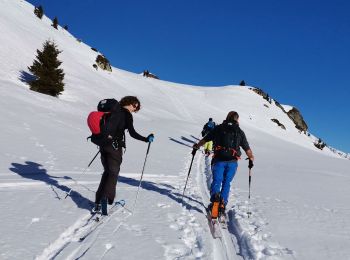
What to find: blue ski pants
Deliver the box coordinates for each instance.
[210,161,238,205]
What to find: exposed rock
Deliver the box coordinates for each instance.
[314,138,326,150]
[251,87,268,99]
[251,87,271,103]
[287,107,308,132]
[143,70,159,79]
[96,54,112,72]
[274,100,287,113]
[271,119,286,130]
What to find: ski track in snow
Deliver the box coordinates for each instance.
[156,154,207,260]
[35,202,128,260]
[195,154,296,260]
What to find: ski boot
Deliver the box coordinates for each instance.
[219,199,226,216]
[92,203,101,214]
[209,193,221,219]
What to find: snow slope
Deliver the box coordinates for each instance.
[1,1,349,259]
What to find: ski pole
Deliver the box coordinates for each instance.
[248,168,252,199]
[181,148,197,202]
[131,142,152,213]
[247,168,252,217]
[64,150,100,199]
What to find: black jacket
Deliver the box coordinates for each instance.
[203,120,250,157]
[104,108,147,146]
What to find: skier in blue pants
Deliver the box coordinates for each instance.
[211,161,238,206]
[193,111,254,215]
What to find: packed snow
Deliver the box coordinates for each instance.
[0,1,349,259]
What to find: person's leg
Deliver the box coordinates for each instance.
[208,141,213,152]
[95,146,122,206]
[103,146,123,204]
[204,142,209,155]
[210,161,225,201]
[220,161,238,205]
[95,148,108,205]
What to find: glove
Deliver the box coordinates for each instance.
[248,159,254,169]
[193,143,200,149]
[191,143,200,155]
[191,148,197,156]
[147,134,154,143]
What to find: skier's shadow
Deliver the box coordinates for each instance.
[169,135,198,148]
[9,161,93,211]
[118,176,205,213]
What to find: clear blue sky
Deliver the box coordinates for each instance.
[28,0,350,153]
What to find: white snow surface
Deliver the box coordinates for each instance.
[1,1,350,259]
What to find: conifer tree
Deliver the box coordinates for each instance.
[28,40,65,97]
[34,5,44,19]
[52,17,58,29]
[239,80,246,86]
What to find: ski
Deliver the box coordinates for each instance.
[206,206,222,238]
[79,199,126,242]
[218,213,227,229]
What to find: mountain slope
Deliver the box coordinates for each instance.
[1,1,350,259]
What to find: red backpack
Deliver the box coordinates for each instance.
[87,99,122,146]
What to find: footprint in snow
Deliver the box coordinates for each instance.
[157,203,171,209]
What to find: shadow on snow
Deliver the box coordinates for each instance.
[169,134,199,149]
[9,161,93,211]
[118,175,205,213]
[18,70,36,83]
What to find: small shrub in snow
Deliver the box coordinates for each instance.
[52,17,58,29]
[314,138,326,150]
[63,25,68,31]
[27,40,65,97]
[91,47,98,52]
[34,5,44,19]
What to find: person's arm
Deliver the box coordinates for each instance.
[245,149,254,161]
[240,130,254,160]
[194,127,216,149]
[126,112,148,142]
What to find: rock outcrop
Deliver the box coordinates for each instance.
[287,107,308,132]
[96,54,112,72]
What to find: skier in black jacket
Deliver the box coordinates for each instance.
[193,111,254,216]
[94,96,154,215]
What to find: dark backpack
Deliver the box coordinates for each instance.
[214,123,240,161]
[87,99,124,146]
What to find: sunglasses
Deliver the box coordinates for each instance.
[132,103,140,111]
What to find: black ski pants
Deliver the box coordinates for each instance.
[95,144,122,204]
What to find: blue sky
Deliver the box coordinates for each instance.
[27,0,350,153]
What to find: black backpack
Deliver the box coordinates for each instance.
[87,99,124,147]
[214,122,241,160]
